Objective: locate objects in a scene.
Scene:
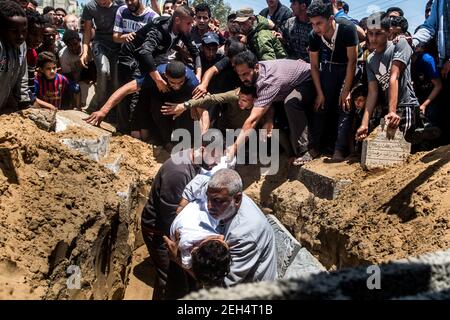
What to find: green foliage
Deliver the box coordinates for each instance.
[192,0,232,27]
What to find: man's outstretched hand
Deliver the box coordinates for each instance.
[161,103,186,120]
[83,110,107,126]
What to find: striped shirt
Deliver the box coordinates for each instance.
[253,59,311,108]
[113,5,158,34]
[34,73,69,109]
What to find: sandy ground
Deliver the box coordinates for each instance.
[123,246,155,300]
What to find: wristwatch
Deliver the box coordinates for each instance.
[184,101,192,110]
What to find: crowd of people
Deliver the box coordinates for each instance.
[1,0,450,299]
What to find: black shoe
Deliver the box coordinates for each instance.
[410,126,442,144]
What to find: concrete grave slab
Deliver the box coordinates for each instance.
[361,121,411,170]
[267,214,326,279]
[294,159,355,200]
[56,110,116,162]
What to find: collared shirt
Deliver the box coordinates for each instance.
[170,200,219,269]
[253,59,311,108]
[219,194,278,286]
[281,17,312,62]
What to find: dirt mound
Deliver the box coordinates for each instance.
[0,113,158,299]
[266,147,450,270]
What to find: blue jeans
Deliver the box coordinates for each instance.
[92,41,119,111]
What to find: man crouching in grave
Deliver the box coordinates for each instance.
[164,168,278,295]
[140,133,223,300]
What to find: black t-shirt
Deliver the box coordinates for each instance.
[141,150,200,235]
[210,56,241,92]
[308,22,358,64]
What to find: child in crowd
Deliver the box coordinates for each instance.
[37,23,58,55]
[34,51,79,110]
[59,30,83,109]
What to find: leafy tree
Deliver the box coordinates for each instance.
[192,0,232,27]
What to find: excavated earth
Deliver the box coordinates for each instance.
[240,147,450,271]
[0,112,161,299]
[1,110,450,299]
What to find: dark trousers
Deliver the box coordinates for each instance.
[117,56,142,133]
[283,80,315,157]
[309,63,353,153]
[142,225,196,300]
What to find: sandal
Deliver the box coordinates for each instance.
[292,152,314,166]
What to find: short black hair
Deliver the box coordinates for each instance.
[165,61,186,79]
[239,85,257,98]
[43,6,54,14]
[194,3,211,18]
[290,0,311,7]
[29,0,38,7]
[164,0,174,6]
[0,1,26,28]
[351,84,368,101]
[390,16,409,33]
[233,50,258,69]
[55,8,67,15]
[425,0,433,14]
[386,7,404,17]
[26,8,45,26]
[191,240,231,287]
[226,40,247,59]
[37,51,57,69]
[307,1,333,19]
[62,29,80,44]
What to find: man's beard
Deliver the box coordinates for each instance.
[215,201,237,222]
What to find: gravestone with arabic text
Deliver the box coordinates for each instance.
[361,120,411,169]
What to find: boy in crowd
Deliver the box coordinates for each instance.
[59,30,83,109]
[389,15,409,40]
[281,0,312,62]
[308,1,358,162]
[37,23,58,55]
[34,51,79,110]
[81,0,124,115]
[259,0,292,30]
[25,9,45,101]
[0,0,28,114]
[356,12,438,143]
[191,3,224,47]
[112,0,159,44]
[162,0,174,16]
[412,46,443,133]
[113,0,159,133]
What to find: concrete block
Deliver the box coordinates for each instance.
[55,110,115,134]
[267,214,301,278]
[56,110,115,162]
[295,160,355,200]
[361,121,411,170]
[267,214,326,279]
[283,248,327,279]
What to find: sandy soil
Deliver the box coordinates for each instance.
[0,113,159,299]
[241,147,450,270]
